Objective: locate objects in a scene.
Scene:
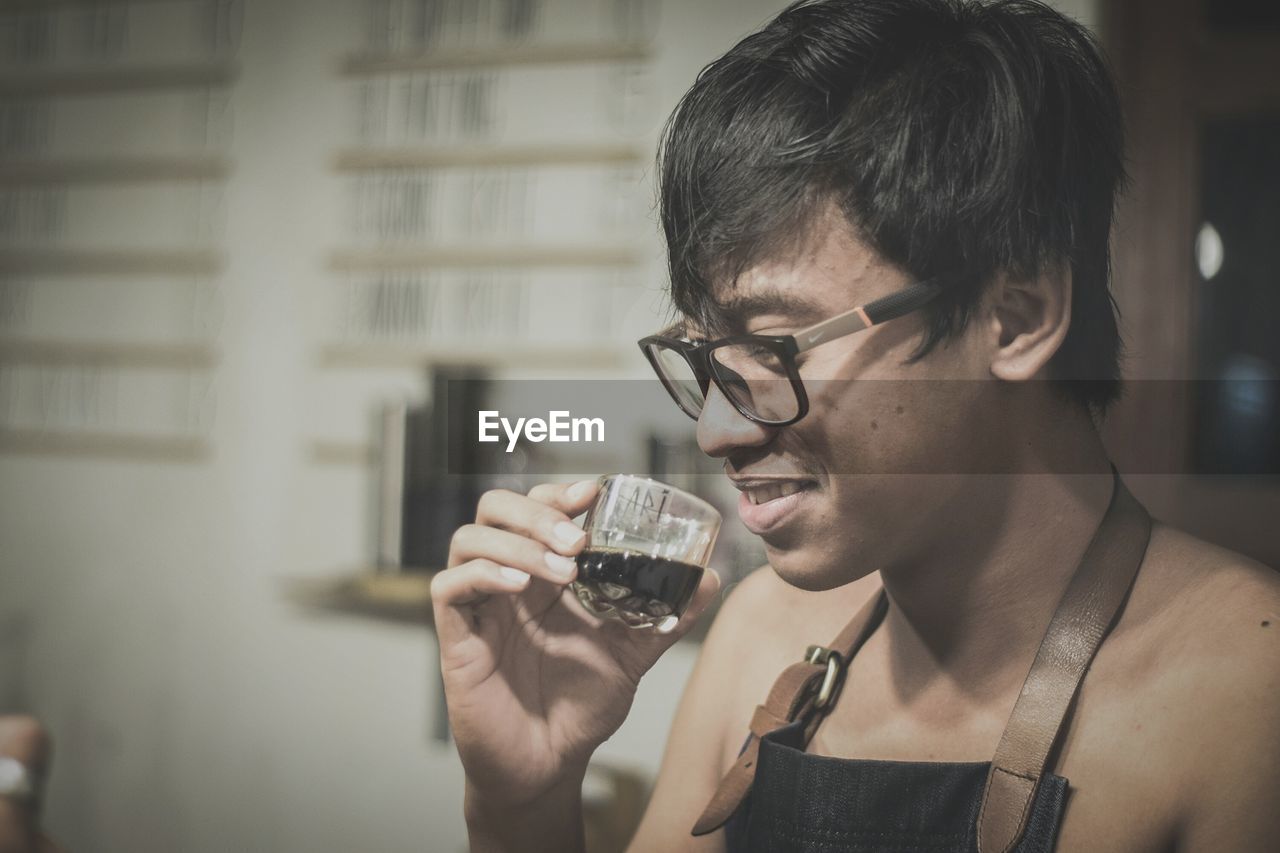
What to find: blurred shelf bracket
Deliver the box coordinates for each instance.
[341,42,651,75]
[0,0,194,9]
[308,439,379,467]
[0,62,240,97]
[334,143,645,171]
[328,244,643,270]
[0,249,225,277]
[317,343,626,370]
[282,571,436,626]
[0,338,218,369]
[0,157,232,186]
[0,429,211,462]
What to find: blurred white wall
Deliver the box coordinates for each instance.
[0,1,1097,851]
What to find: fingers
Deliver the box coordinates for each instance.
[526,479,599,516]
[432,558,533,610]
[467,483,595,565]
[450,525,580,586]
[431,558,537,649]
[437,479,601,649]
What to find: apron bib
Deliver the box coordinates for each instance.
[696,471,1152,853]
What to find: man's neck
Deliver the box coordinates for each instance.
[875,405,1115,712]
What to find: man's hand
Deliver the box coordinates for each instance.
[0,716,60,853]
[432,480,721,852]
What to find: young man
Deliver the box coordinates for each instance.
[432,1,1280,850]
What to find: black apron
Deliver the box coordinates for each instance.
[700,472,1151,853]
[724,694,1069,851]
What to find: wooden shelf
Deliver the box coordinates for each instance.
[0,0,186,9]
[0,157,231,185]
[0,428,211,462]
[0,248,224,276]
[335,144,644,171]
[0,339,217,369]
[318,342,626,370]
[0,62,238,97]
[329,245,642,271]
[308,439,379,467]
[342,42,651,75]
[283,572,436,625]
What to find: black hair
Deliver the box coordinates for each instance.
[658,0,1128,412]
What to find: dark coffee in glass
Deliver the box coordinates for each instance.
[574,548,705,628]
[570,475,721,630]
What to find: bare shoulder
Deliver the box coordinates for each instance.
[1152,521,1278,698]
[1140,525,1280,845]
[1052,524,1279,850]
[1115,522,1280,667]
[1085,523,1280,837]
[705,565,883,770]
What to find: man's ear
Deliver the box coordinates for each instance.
[987,267,1072,381]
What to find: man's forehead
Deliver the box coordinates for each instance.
[678,208,888,333]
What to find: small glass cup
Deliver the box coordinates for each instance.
[571,474,721,630]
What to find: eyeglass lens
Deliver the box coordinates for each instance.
[648,344,706,417]
[708,343,799,423]
[647,341,801,424]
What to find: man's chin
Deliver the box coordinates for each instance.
[764,542,866,593]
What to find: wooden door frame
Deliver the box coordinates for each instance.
[1099,0,1280,565]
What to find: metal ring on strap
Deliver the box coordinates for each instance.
[804,645,844,710]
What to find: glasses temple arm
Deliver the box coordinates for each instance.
[793,279,942,353]
[863,278,942,323]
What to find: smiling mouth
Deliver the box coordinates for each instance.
[739,481,815,504]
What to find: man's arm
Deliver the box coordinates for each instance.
[464,773,586,853]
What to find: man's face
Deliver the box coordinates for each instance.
[692,210,1006,590]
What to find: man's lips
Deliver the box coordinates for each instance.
[734,479,811,504]
[731,478,817,534]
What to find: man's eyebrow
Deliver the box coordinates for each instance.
[715,290,827,331]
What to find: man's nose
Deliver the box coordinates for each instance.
[696,384,777,458]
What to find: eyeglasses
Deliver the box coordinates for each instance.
[638,278,941,426]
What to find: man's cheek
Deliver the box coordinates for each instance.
[809,384,927,475]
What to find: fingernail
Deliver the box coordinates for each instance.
[554,521,586,548]
[656,615,680,634]
[544,552,577,579]
[500,567,530,586]
[567,479,596,501]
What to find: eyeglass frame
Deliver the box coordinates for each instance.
[637,278,943,427]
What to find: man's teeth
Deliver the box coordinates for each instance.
[746,482,807,505]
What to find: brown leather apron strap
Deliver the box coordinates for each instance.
[690,587,889,835]
[976,475,1152,853]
